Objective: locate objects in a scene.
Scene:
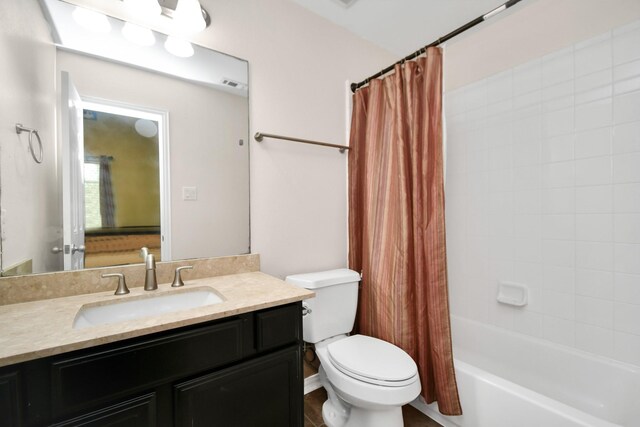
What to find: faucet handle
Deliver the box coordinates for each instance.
[171,266,193,288]
[139,247,149,260]
[102,273,130,295]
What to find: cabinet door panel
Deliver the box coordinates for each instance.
[174,346,302,427]
[0,370,21,427]
[51,318,243,418]
[51,393,155,427]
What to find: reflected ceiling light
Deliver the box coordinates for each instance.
[122,22,156,46]
[123,0,161,16]
[173,0,206,34]
[134,119,158,138]
[164,36,194,57]
[72,7,111,33]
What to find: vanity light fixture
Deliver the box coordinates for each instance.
[72,7,111,33]
[164,36,194,58]
[172,0,207,34]
[123,0,162,16]
[122,22,156,46]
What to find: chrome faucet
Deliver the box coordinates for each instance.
[144,253,158,291]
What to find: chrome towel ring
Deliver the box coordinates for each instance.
[15,123,43,164]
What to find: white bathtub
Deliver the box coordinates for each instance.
[412,316,640,427]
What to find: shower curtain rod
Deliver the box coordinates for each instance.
[350,0,524,93]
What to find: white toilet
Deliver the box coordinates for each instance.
[286,269,421,427]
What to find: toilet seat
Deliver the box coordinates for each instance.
[327,335,418,387]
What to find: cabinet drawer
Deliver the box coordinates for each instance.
[51,393,156,427]
[51,318,244,418]
[255,303,301,352]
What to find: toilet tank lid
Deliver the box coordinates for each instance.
[285,268,361,289]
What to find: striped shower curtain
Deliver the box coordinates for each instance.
[348,47,461,415]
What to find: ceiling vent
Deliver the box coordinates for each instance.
[332,0,359,8]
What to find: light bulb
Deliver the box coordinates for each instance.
[122,22,156,46]
[173,0,206,34]
[164,36,194,58]
[72,7,111,33]
[123,0,161,16]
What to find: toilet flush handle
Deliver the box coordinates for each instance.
[302,304,312,316]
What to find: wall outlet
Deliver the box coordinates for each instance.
[182,186,197,201]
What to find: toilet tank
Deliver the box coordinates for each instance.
[285,269,361,344]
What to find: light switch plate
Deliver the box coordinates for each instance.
[182,186,197,201]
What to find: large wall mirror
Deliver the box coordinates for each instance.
[0,0,250,277]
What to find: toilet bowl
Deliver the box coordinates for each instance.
[285,269,421,427]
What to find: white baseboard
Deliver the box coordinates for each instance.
[304,373,323,394]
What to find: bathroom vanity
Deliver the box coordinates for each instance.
[0,302,302,426]
[0,261,314,427]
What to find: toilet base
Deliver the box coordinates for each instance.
[322,396,405,427]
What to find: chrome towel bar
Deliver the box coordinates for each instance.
[15,123,43,164]
[254,132,350,153]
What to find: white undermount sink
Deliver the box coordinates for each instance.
[73,287,224,329]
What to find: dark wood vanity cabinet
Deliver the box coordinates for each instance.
[0,302,303,427]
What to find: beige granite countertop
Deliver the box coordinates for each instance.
[0,271,314,367]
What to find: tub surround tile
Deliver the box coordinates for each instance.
[445,18,640,368]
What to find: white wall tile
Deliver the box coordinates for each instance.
[614,90,640,124]
[542,47,574,86]
[486,69,513,104]
[614,302,640,335]
[514,166,542,190]
[515,261,542,288]
[574,127,612,159]
[613,121,640,154]
[575,69,612,94]
[445,19,640,366]
[576,214,613,242]
[542,215,575,240]
[542,265,574,293]
[512,310,544,338]
[542,239,575,267]
[542,134,574,163]
[613,152,640,183]
[614,214,640,243]
[576,296,614,328]
[543,161,574,188]
[513,59,542,96]
[542,290,575,319]
[576,323,614,357]
[575,185,613,213]
[613,25,640,66]
[542,188,575,214]
[576,241,614,271]
[614,331,640,366]
[576,269,614,299]
[575,35,612,77]
[543,107,574,137]
[514,238,542,263]
[513,141,541,167]
[615,273,640,305]
[543,316,575,346]
[575,98,613,131]
[514,189,541,214]
[613,59,640,95]
[614,183,640,212]
[575,156,612,186]
[614,243,640,274]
